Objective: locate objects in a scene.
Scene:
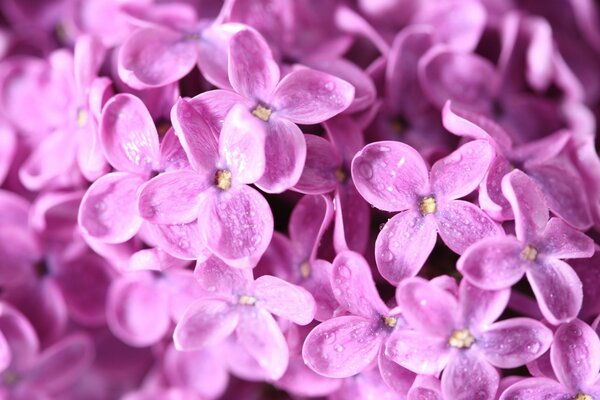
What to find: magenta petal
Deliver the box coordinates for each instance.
[302,259,338,322]
[407,375,443,400]
[219,104,267,184]
[527,258,583,325]
[351,141,429,212]
[289,194,334,261]
[173,299,238,351]
[499,378,568,400]
[335,183,370,254]
[501,169,548,242]
[0,122,16,185]
[458,281,510,329]
[159,127,190,172]
[0,304,39,371]
[195,256,252,298]
[302,315,381,378]
[253,275,315,325]
[145,221,209,261]
[441,352,499,400]
[376,210,437,284]
[197,23,245,90]
[478,318,553,368]
[396,277,457,336]
[294,134,341,195]
[256,116,306,193]
[332,251,388,318]
[100,93,160,174]
[430,140,494,200]
[480,155,514,221]
[78,172,144,243]
[378,347,417,395]
[539,217,594,259]
[228,29,279,100]
[118,26,197,89]
[276,355,342,397]
[236,308,288,380]
[457,236,526,290]
[197,186,273,268]
[0,332,9,373]
[435,200,504,254]
[551,319,600,390]
[137,170,208,224]
[384,330,450,375]
[106,273,170,346]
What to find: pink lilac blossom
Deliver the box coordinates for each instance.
[0,0,599,398]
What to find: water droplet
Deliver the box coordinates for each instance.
[178,239,190,249]
[357,161,373,179]
[333,288,342,297]
[379,145,391,152]
[380,250,394,262]
[526,341,540,354]
[334,344,344,352]
[338,265,351,278]
[324,82,334,91]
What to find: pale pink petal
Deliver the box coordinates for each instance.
[219,103,267,184]
[78,172,144,243]
[137,170,208,225]
[334,182,370,254]
[159,127,191,172]
[197,23,246,90]
[332,251,388,318]
[236,308,288,380]
[498,378,568,400]
[479,155,514,221]
[128,248,187,271]
[301,259,338,322]
[106,272,170,346]
[351,141,429,212]
[478,318,553,368]
[294,134,341,195]
[384,330,451,375]
[255,116,306,193]
[527,258,583,325]
[430,140,494,201]
[197,186,273,268]
[0,121,16,185]
[228,29,279,100]
[378,347,417,395]
[539,217,594,259]
[289,194,334,261]
[457,236,527,290]
[276,355,343,397]
[118,26,197,89]
[145,221,209,261]
[551,319,600,390]
[512,130,571,166]
[435,200,504,254]
[302,316,381,378]
[408,376,443,400]
[173,299,238,351]
[272,68,355,124]
[458,280,510,329]
[187,89,246,133]
[441,351,499,400]
[194,256,252,297]
[501,169,548,242]
[74,35,105,91]
[376,210,438,284]
[253,275,315,325]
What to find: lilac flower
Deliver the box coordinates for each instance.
[186,28,355,193]
[138,99,273,268]
[173,256,315,380]
[302,251,415,393]
[500,319,600,400]
[458,169,594,324]
[387,277,552,400]
[352,139,502,284]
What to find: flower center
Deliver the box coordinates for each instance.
[419,196,437,215]
[252,104,272,122]
[300,261,311,279]
[215,170,232,191]
[335,168,346,183]
[77,108,88,127]
[239,295,257,306]
[521,245,538,262]
[2,370,19,386]
[382,316,397,328]
[449,329,475,349]
[573,394,593,400]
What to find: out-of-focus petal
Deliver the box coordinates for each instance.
[294,134,341,195]
[499,377,568,400]
[197,23,246,90]
[289,194,334,261]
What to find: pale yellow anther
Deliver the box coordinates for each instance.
[335,168,346,183]
[449,329,475,349]
[215,170,232,191]
[300,261,311,279]
[521,245,538,262]
[573,394,593,400]
[239,295,257,306]
[383,316,397,328]
[77,108,88,127]
[252,105,272,121]
[419,196,437,215]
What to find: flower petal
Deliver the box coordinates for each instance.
[276,355,343,397]
[480,155,514,221]
[159,127,191,172]
[478,318,553,368]
[236,308,288,380]
[527,258,583,325]
[137,170,208,225]
[551,319,600,390]
[118,26,197,89]
[253,275,315,325]
[430,140,494,201]
[0,304,39,371]
[289,194,334,261]
[334,182,370,254]
[228,29,279,100]
[378,347,417,395]
[197,23,245,89]
[458,280,510,329]
[435,200,504,254]
[145,221,209,261]
[302,315,381,378]
[272,68,355,125]
[351,141,429,212]
[407,375,443,400]
[457,236,526,290]
[197,185,273,268]
[539,217,594,259]
[194,256,252,298]
[375,210,437,284]
[173,299,238,351]
[78,172,144,243]
[498,378,569,400]
[294,134,341,195]
[384,330,451,375]
[441,351,499,400]
[100,93,160,174]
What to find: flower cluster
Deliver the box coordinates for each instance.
[0,0,600,399]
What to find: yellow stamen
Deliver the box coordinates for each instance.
[449,329,475,349]
[215,170,232,191]
[573,394,593,400]
[239,295,257,306]
[77,108,88,127]
[521,245,538,262]
[300,261,311,279]
[251,105,272,121]
[335,168,346,183]
[419,196,437,215]
[383,316,397,328]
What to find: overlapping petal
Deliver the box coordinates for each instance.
[253,275,315,325]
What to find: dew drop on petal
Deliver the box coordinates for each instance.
[357,161,373,179]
